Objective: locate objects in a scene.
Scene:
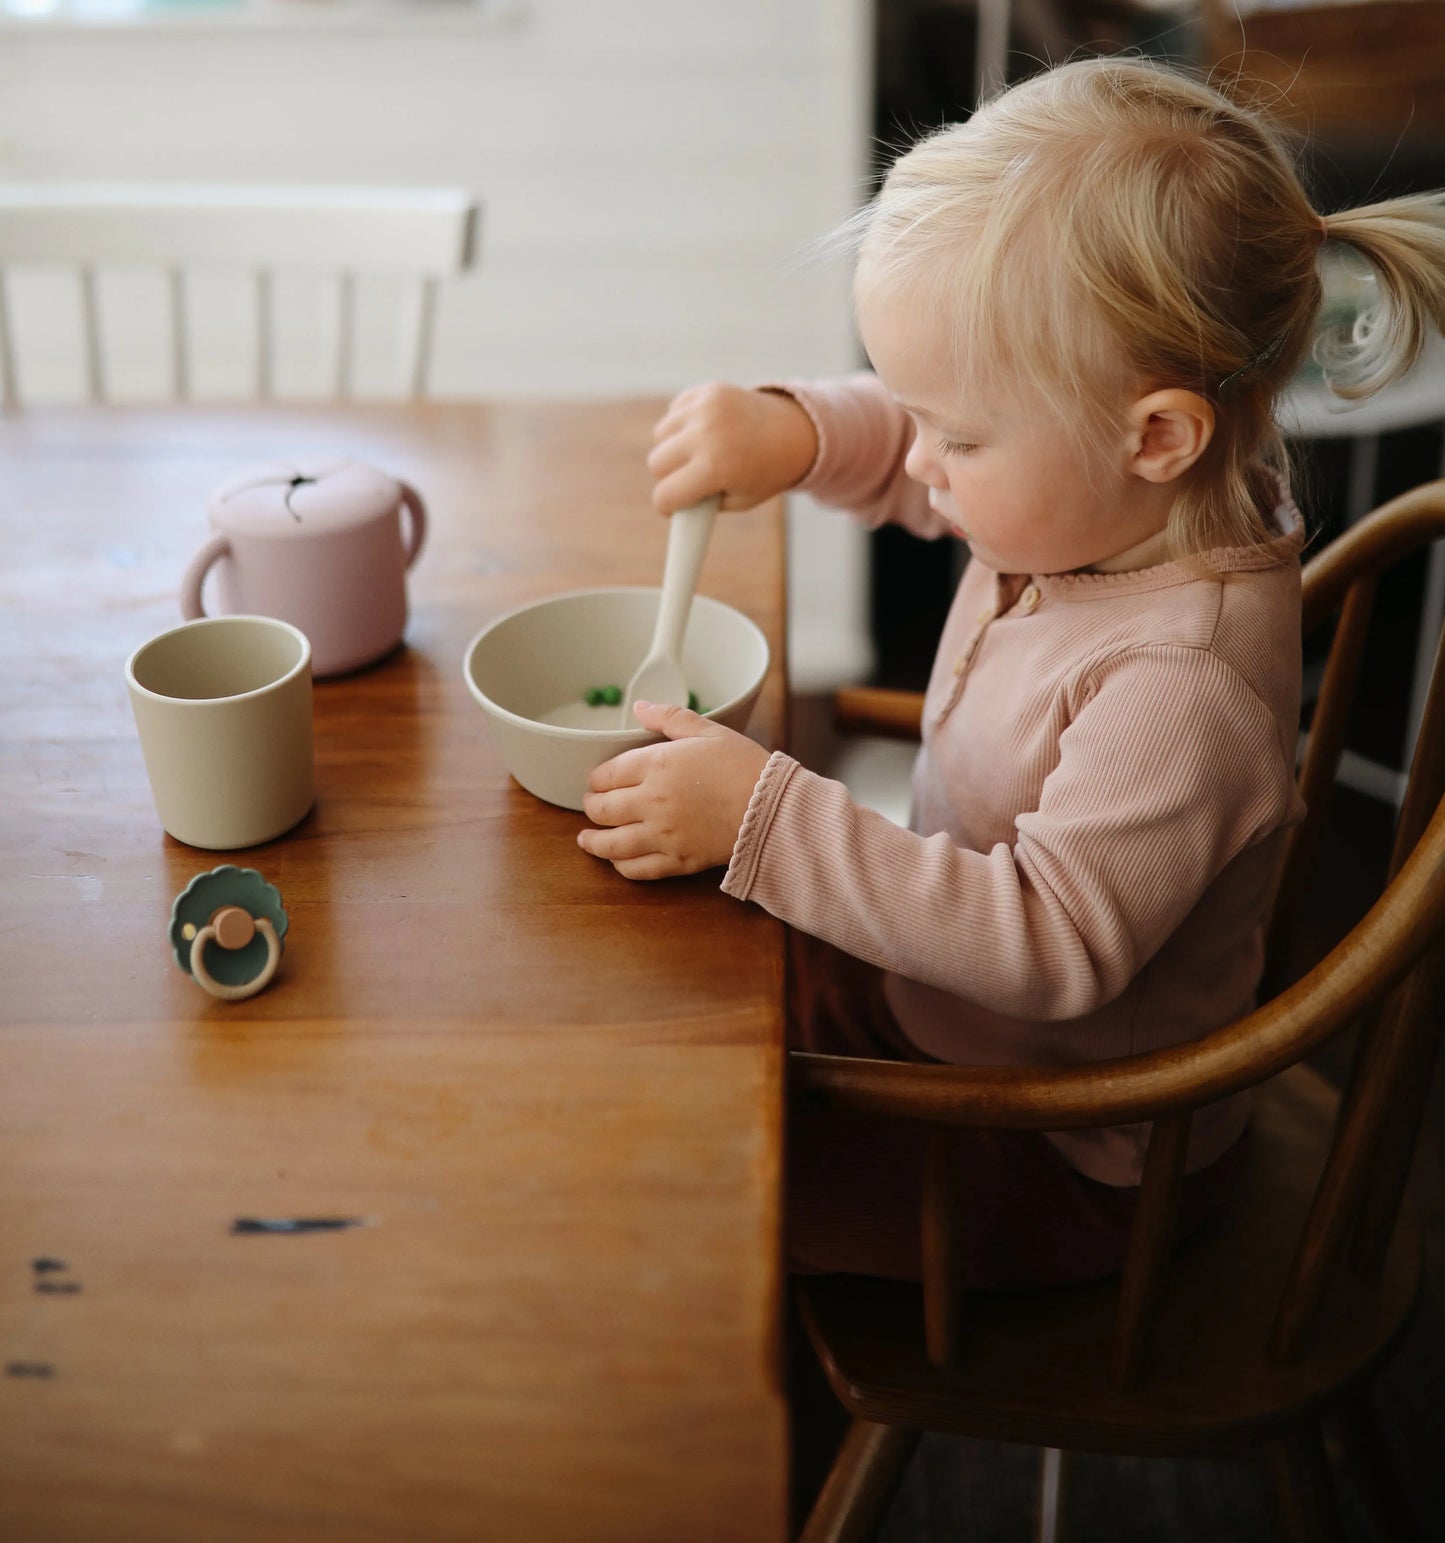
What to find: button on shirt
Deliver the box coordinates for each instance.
[938,576,1043,723]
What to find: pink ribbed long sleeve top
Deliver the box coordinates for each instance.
[722,373,1306,1184]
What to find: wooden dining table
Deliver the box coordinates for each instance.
[0,401,791,1542]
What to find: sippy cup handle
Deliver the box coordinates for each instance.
[398,481,427,569]
[179,533,232,620]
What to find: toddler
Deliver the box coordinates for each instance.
[577,57,1445,1283]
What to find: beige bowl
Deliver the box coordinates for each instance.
[463,587,771,810]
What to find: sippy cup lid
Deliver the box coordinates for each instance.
[208,457,402,540]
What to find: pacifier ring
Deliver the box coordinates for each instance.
[190,916,281,1001]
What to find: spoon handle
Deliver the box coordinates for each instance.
[649,496,720,660]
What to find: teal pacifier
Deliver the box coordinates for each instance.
[169,866,289,1002]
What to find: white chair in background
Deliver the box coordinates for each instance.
[0,184,479,405]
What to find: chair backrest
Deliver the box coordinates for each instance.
[0,184,479,406]
[1257,482,1445,1359]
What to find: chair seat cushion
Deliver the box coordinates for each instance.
[797,1064,1422,1456]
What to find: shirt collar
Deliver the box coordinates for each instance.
[993,493,1306,602]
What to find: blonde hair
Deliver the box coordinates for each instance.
[850,56,1445,558]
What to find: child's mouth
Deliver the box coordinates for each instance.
[928,487,969,538]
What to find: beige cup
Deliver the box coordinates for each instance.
[126,615,314,850]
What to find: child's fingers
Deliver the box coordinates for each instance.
[651,385,715,438]
[645,434,691,479]
[580,785,638,828]
[650,407,689,444]
[665,383,709,411]
[577,822,654,862]
[630,700,720,739]
[717,489,766,512]
[586,747,653,794]
[651,395,707,438]
[610,852,681,882]
[652,465,722,516]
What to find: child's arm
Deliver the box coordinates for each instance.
[722,645,1301,1022]
[770,373,952,539]
[649,374,951,539]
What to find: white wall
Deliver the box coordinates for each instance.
[0,0,875,685]
[0,1,871,393]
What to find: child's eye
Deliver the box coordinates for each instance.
[937,437,976,456]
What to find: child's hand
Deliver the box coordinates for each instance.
[648,384,818,515]
[577,700,771,879]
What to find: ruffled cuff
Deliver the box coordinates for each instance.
[721,750,800,901]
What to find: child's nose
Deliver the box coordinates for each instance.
[904,430,944,486]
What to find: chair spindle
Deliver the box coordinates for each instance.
[0,271,15,409]
[1387,616,1445,883]
[799,1419,921,1543]
[79,265,104,404]
[1332,1390,1420,1540]
[335,272,355,400]
[256,270,273,402]
[1348,950,1445,1277]
[168,268,189,401]
[411,275,437,400]
[1347,622,1445,1275]
[1108,1110,1190,1390]
[1268,991,1431,1363]
[1261,1423,1349,1543]
[1266,577,1378,984]
[921,1128,967,1369]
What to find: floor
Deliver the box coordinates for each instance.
[787,699,1445,1539]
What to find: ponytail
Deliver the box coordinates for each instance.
[1316,192,1445,400]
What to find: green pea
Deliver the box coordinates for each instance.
[584,688,604,707]
[600,685,622,706]
[688,691,700,712]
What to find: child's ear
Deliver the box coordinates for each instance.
[1126,390,1214,484]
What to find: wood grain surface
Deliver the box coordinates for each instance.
[0,402,790,1543]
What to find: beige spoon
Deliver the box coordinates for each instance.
[621,495,721,726]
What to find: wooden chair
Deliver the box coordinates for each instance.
[793,480,1445,1541]
[0,183,478,406]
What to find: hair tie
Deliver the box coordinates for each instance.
[1217,330,1289,401]
[1318,214,1330,243]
